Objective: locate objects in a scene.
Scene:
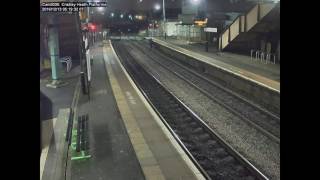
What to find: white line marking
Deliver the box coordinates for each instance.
[109,40,205,180]
[125,91,137,105]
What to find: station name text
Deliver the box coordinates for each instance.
[41,2,107,12]
[41,2,107,7]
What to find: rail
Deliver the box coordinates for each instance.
[112,41,269,180]
[133,41,280,142]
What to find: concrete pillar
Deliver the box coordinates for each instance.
[48,16,61,81]
[46,15,68,88]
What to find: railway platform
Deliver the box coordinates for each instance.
[40,39,277,180]
[153,37,280,91]
[151,37,280,115]
[40,65,81,180]
[41,41,205,180]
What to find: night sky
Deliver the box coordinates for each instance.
[107,0,181,11]
[102,0,241,13]
[91,0,183,26]
[91,0,250,28]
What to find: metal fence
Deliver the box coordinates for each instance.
[176,25,202,42]
[250,49,276,64]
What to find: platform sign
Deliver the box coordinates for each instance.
[86,49,91,82]
[84,36,88,49]
[204,27,217,33]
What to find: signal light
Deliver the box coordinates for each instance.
[91,25,96,30]
[88,24,96,31]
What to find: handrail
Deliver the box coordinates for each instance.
[219,2,278,51]
[219,4,257,50]
[219,15,241,38]
[219,4,257,37]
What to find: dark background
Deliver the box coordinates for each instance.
[0,1,314,179]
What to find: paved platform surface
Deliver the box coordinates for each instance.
[41,108,71,180]
[42,41,205,180]
[153,37,280,91]
[41,63,81,180]
[70,42,145,180]
[105,40,204,180]
[40,65,80,121]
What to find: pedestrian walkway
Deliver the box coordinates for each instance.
[70,42,144,180]
[68,41,205,180]
[105,41,204,180]
[40,64,80,120]
[41,64,81,180]
[41,108,71,180]
[154,37,280,90]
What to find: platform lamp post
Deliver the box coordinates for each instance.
[190,0,205,50]
[155,2,166,38]
[162,0,167,39]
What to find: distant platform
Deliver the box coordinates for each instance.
[151,37,280,115]
[153,37,280,92]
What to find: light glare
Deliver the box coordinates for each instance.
[154,4,161,10]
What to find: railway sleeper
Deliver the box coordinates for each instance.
[182,116,193,123]
[197,133,210,141]
[172,108,184,113]
[179,136,194,144]
[214,156,236,166]
[206,171,218,179]
[206,139,218,147]
[187,122,199,129]
[210,147,228,157]
[174,114,189,120]
[194,136,213,145]
[177,123,189,129]
[242,176,256,180]
[164,108,184,114]
[191,127,204,134]
[193,153,208,161]
[184,142,199,152]
[168,104,180,108]
[233,165,247,175]
[159,113,170,119]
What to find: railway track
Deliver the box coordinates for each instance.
[112,41,269,180]
[129,41,280,143]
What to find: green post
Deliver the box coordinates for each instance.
[48,15,61,81]
[46,15,68,88]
